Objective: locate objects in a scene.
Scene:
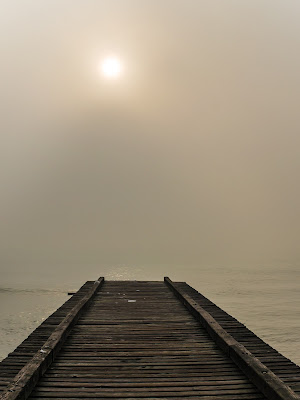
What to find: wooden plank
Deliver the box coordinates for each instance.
[0,278,104,400]
[25,280,265,399]
[164,277,300,400]
[176,280,300,390]
[3,278,299,400]
[30,396,265,400]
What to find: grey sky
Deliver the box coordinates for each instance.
[1,0,300,267]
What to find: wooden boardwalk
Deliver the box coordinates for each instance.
[0,278,300,400]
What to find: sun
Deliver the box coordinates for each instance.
[100,56,123,79]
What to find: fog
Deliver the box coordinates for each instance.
[1,0,300,274]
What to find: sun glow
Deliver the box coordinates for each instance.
[100,56,123,79]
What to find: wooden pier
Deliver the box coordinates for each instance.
[0,277,300,400]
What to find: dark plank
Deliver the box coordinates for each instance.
[165,277,300,400]
[0,278,104,400]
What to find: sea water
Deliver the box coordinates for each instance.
[1,262,299,365]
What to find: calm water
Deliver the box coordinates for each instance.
[1,262,299,365]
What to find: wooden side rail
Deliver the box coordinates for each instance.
[0,277,104,400]
[164,277,300,400]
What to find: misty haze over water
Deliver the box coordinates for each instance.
[0,1,300,367]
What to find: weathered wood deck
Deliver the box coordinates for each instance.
[0,278,300,400]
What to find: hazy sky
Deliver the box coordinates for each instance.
[1,0,300,268]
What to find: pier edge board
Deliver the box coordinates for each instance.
[164,276,300,400]
[0,278,104,400]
